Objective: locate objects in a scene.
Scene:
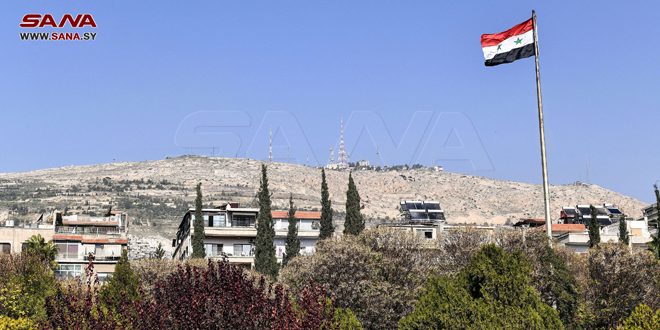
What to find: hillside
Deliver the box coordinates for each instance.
[0,156,647,254]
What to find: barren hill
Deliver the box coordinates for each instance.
[0,156,647,253]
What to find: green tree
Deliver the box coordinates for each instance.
[254,164,278,278]
[618,304,660,330]
[650,185,660,259]
[319,169,334,239]
[283,194,300,266]
[191,182,206,258]
[0,254,56,323]
[99,249,141,311]
[536,244,579,328]
[343,172,364,236]
[399,244,563,330]
[23,234,58,269]
[152,242,166,260]
[588,205,601,248]
[332,308,363,330]
[620,215,630,246]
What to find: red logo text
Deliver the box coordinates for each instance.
[20,14,96,28]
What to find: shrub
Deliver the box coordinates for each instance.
[0,316,36,330]
[618,304,660,330]
[583,244,660,328]
[151,259,334,328]
[0,254,56,323]
[399,244,563,329]
[280,228,433,329]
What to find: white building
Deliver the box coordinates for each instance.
[172,203,321,268]
[556,219,653,254]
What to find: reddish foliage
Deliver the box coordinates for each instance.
[44,258,334,329]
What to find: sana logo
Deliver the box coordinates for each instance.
[20,14,96,28]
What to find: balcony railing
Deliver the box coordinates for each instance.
[56,226,125,236]
[57,253,121,262]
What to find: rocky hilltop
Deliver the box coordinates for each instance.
[0,156,647,255]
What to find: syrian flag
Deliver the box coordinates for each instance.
[481,18,535,66]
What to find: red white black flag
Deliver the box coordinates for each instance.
[481,18,535,66]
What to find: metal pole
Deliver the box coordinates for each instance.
[532,10,552,243]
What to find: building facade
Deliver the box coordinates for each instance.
[172,203,321,267]
[0,210,128,281]
[53,210,129,281]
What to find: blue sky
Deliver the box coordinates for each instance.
[1,1,658,202]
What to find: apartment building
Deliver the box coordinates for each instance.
[53,210,129,281]
[0,210,128,281]
[172,203,321,267]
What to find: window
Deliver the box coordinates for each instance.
[95,244,105,259]
[22,242,29,253]
[56,264,82,278]
[97,273,111,283]
[212,215,225,227]
[0,243,11,254]
[232,215,255,227]
[233,244,252,257]
[56,242,79,260]
[206,244,224,257]
[416,229,433,239]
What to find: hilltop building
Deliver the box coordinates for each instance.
[172,203,321,267]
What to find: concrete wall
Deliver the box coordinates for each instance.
[0,227,55,254]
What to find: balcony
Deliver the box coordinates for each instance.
[56,226,125,236]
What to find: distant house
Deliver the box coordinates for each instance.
[556,219,653,253]
[172,203,321,268]
[377,200,447,241]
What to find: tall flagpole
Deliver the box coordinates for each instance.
[532,10,552,242]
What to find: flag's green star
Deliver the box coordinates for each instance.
[497,44,502,51]
[514,37,522,45]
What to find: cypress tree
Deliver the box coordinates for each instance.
[588,205,601,248]
[319,169,334,239]
[283,194,300,266]
[619,214,629,246]
[254,164,278,278]
[99,249,140,311]
[651,185,660,259]
[153,242,166,259]
[343,172,364,235]
[191,182,206,258]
